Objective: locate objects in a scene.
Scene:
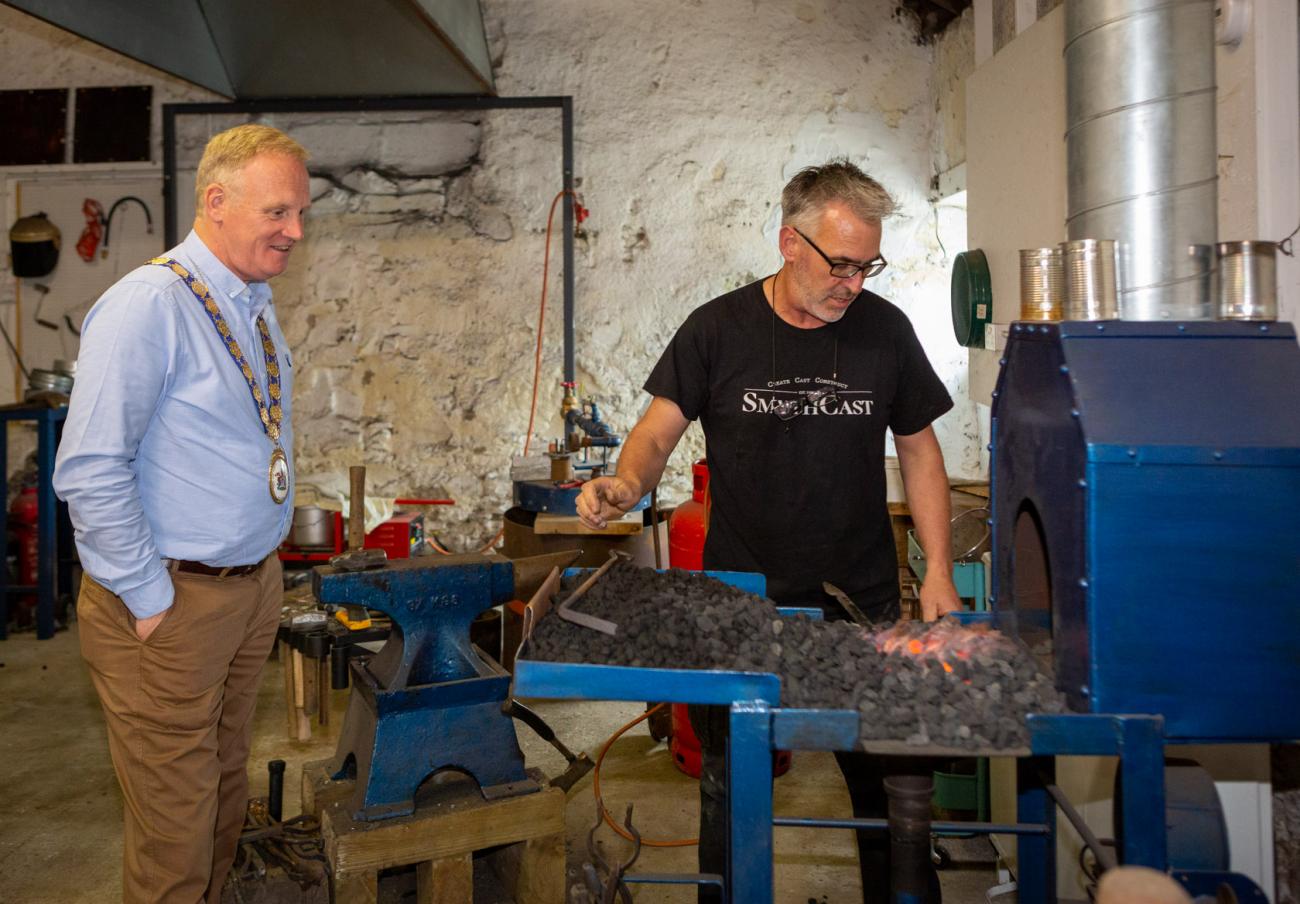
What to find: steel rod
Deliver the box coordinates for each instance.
[562,95,575,388]
[163,95,572,246]
[556,551,627,635]
[1044,782,1118,871]
[773,816,1050,836]
[623,872,725,889]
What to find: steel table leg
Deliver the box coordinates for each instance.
[36,412,58,639]
[1116,715,1167,870]
[728,701,772,904]
[56,419,74,610]
[1017,755,1056,904]
[0,423,7,641]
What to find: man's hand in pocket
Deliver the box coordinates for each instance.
[135,609,168,641]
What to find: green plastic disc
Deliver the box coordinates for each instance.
[951,249,992,348]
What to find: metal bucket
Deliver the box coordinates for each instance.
[1062,239,1119,320]
[25,368,74,400]
[1019,248,1064,321]
[951,507,991,563]
[290,505,334,548]
[1216,241,1278,321]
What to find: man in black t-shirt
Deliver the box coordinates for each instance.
[577,160,960,903]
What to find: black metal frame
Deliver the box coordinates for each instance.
[161,95,577,382]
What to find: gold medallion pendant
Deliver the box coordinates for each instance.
[269,447,290,504]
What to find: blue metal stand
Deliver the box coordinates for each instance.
[0,406,70,640]
[513,575,1270,903]
[730,701,775,901]
[516,650,1251,901]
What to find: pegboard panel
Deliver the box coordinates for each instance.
[2,168,165,403]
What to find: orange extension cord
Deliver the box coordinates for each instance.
[592,703,698,847]
[426,189,577,556]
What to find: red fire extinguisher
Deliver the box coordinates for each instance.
[9,488,39,625]
[665,461,791,779]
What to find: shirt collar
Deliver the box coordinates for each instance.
[181,230,273,318]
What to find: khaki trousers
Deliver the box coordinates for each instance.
[78,556,283,904]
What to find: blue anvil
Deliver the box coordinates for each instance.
[313,551,572,820]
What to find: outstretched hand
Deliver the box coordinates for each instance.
[576,476,640,529]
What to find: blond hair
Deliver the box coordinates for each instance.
[781,159,896,232]
[194,124,309,215]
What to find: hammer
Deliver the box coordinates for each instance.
[329,465,387,573]
[326,465,386,638]
[505,698,595,793]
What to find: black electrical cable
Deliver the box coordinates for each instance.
[0,319,30,381]
[1277,219,1300,257]
[101,195,154,256]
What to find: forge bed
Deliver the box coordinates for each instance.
[510,566,1182,904]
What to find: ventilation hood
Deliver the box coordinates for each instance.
[3,0,494,98]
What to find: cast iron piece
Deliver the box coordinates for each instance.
[315,550,578,820]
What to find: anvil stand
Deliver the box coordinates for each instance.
[313,551,574,821]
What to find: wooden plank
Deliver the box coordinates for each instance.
[301,759,352,819]
[953,483,991,500]
[292,650,306,707]
[280,641,299,741]
[533,511,642,536]
[333,870,378,904]
[487,832,565,904]
[417,853,472,904]
[318,657,331,726]
[292,650,312,739]
[888,487,994,514]
[322,772,564,875]
[303,651,320,716]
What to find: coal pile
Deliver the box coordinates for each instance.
[524,561,1065,750]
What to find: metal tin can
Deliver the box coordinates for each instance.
[1216,241,1277,321]
[1061,238,1119,320]
[1019,247,1064,321]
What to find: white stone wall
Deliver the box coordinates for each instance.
[269,0,982,546]
[932,7,975,179]
[484,0,981,523]
[2,1,984,546]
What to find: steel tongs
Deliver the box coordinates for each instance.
[583,800,641,904]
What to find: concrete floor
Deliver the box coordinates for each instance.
[0,623,1006,903]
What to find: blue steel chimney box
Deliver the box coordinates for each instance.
[990,320,1300,740]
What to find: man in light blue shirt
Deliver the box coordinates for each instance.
[55,123,311,903]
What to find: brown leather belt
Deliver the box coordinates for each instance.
[166,557,265,578]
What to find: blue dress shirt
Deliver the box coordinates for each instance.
[54,231,295,618]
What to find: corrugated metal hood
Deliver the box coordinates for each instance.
[3,0,494,98]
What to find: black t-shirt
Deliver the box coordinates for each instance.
[644,279,953,617]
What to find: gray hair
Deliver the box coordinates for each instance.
[195,124,309,215]
[780,159,896,231]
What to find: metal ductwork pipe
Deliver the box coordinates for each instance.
[1065,0,1218,320]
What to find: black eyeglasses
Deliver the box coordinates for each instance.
[792,227,887,279]
[773,386,840,421]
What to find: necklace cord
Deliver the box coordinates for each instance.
[769,270,840,405]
